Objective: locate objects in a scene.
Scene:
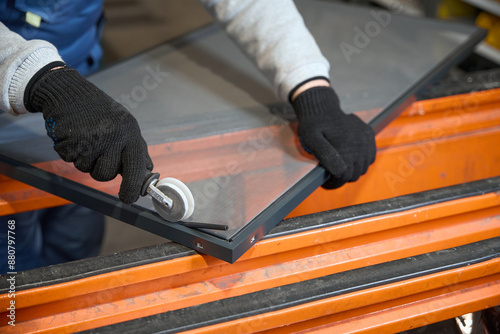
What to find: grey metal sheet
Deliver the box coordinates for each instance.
[0,1,486,260]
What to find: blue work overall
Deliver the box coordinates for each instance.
[1,0,106,273]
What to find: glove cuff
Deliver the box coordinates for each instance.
[26,67,94,114]
[24,61,66,113]
[288,76,330,103]
[291,86,344,122]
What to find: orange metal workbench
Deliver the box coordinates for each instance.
[1,88,500,333]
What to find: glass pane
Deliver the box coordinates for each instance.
[0,1,484,245]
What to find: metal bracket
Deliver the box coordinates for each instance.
[147,181,173,208]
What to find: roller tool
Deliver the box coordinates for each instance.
[141,173,228,230]
[141,173,194,222]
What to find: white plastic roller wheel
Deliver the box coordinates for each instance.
[153,177,195,222]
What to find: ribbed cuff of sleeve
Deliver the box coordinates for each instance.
[277,61,330,102]
[8,47,64,115]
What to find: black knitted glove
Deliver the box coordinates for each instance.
[26,66,153,203]
[292,86,376,189]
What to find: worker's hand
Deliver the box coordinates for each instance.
[26,66,153,203]
[292,86,376,189]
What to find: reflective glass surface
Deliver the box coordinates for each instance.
[0,1,485,252]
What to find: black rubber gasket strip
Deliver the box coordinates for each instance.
[1,176,499,293]
[83,237,500,333]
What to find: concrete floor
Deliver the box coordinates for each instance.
[98,0,212,255]
[101,0,212,64]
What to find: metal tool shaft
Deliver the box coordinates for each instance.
[147,182,173,208]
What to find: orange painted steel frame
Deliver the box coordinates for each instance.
[0,185,499,333]
[1,88,500,333]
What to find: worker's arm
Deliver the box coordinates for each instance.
[199,0,376,188]
[0,22,63,115]
[0,22,152,203]
[199,0,329,101]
